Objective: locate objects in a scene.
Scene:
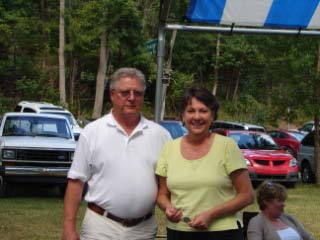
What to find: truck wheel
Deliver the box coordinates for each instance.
[0,175,8,197]
[301,163,314,183]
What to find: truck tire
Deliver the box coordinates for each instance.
[0,175,8,197]
[301,163,314,183]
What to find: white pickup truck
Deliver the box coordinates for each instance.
[0,112,76,197]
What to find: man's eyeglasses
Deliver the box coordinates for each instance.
[114,89,144,98]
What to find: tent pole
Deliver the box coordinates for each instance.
[154,26,166,123]
[164,24,320,36]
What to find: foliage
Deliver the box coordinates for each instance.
[165,70,194,117]
[222,94,269,126]
[0,1,320,126]
[15,75,59,102]
[0,94,12,113]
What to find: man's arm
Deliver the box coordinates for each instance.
[62,179,84,240]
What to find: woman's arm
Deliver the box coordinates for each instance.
[189,169,254,229]
[247,215,265,240]
[157,176,182,222]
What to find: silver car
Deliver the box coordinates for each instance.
[297,131,316,183]
[0,112,76,196]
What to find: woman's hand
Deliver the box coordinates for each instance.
[165,205,183,222]
[188,211,212,229]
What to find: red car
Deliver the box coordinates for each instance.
[213,129,299,187]
[267,129,305,157]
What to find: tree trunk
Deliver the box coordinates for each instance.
[161,29,177,120]
[225,77,231,101]
[69,57,78,110]
[232,70,240,102]
[212,33,220,96]
[59,0,66,105]
[92,32,108,119]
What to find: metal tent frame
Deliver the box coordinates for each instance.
[154,0,320,122]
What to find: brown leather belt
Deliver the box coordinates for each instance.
[87,202,152,227]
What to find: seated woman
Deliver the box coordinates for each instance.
[247,181,315,240]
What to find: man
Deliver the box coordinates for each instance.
[62,67,171,240]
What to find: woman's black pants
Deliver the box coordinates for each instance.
[166,227,244,240]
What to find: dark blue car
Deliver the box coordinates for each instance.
[159,120,187,139]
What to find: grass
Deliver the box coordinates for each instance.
[0,183,319,239]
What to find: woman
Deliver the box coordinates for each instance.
[247,181,315,240]
[156,86,254,240]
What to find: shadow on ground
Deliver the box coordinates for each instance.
[5,182,62,198]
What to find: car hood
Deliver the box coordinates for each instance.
[0,136,76,149]
[241,149,294,159]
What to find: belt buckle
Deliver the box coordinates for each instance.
[121,219,134,227]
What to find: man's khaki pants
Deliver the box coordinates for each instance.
[80,208,157,240]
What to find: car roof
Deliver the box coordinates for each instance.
[160,120,183,124]
[214,129,267,134]
[268,129,304,134]
[16,101,70,113]
[214,120,264,127]
[212,120,266,132]
[4,112,69,120]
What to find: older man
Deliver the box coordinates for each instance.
[62,67,171,240]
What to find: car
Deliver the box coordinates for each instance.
[14,101,82,140]
[296,121,320,134]
[297,130,318,183]
[267,129,306,157]
[0,112,76,197]
[211,120,266,132]
[159,120,187,139]
[213,129,299,187]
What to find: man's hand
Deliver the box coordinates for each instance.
[62,226,79,240]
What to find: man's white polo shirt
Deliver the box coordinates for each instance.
[68,113,171,218]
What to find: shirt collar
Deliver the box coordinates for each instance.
[106,111,148,134]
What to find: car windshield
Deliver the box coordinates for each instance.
[229,132,280,150]
[41,111,77,126]
[2,116,72,139]
[288,132,305,141]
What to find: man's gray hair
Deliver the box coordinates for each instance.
[110,67,146,90]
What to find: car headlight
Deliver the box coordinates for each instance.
[2,149,16,159]
[245,158,252,166]
[289,158,297,167]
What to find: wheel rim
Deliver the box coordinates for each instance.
[302,166,310,183]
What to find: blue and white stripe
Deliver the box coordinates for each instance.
[187,0,320,29]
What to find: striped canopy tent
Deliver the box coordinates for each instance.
[154,0,320,122]
[186,0,320,29]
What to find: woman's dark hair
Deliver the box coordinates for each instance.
[179,86,220,120]
[256,181,287,210]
